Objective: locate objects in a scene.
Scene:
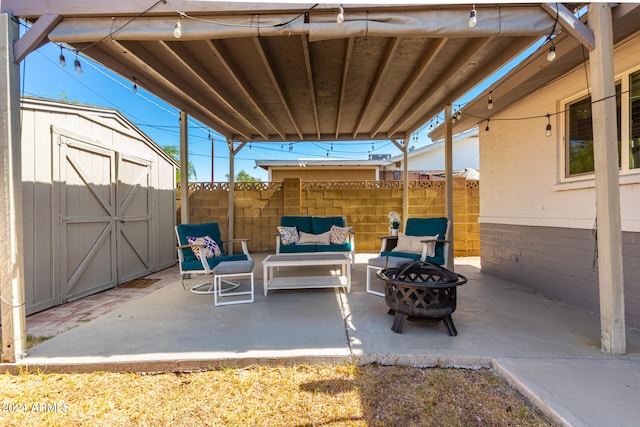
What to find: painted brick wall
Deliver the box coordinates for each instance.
[177,178,480,255]
[481,223,640,329]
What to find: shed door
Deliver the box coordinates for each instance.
[116,154,152,283]
[59,137,117,302]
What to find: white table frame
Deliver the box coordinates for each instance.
[262,253,351,296]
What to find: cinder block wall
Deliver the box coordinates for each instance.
[177,179,480,255]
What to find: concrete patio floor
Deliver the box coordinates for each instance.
[6,254,640,427]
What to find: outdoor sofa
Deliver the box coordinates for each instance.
[275,215,355,264]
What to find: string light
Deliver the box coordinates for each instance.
[487,91,494,110]
[58,46,66,68]
[456,111,462,120]
[468,5,477,28]
[546,113,552,137]
[485,120,490,134]
[132,77,138,94]
[337,6,344,24]
[547,44,556,62]
[173,14,183,39]
[73,52,82,75]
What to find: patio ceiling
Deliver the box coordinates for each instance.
[9,1,586,144]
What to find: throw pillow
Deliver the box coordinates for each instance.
[330,225,352,244]
[298,230,331,245]
[277,226,299,245]
[186,235,222,260]
[392,233,438,256]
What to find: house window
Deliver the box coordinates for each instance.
[565,83,621,177]
[630,70,640,169]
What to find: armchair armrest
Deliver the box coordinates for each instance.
[378,235,398,253]
[222,238,251,259]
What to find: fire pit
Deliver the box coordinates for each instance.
[377,261,467,336]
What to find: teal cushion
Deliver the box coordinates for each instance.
[405,217,448,260]
[380,251,444,266]
[279,244,317,253]
[281,216,313,234]
[312,216,345,234]
[176,222,224,262]
[180,254,248,272]
[316,242,351,252]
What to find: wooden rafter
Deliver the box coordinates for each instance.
[335,37,353,140]
[300,35,321,139]
[388,37,494,137]
[204,39,285,140]
[371,37,447,139]
[352,37,401,139]
[159,41,268,140]
[252,37,302,140]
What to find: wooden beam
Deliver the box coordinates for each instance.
[253,37,302,140]
[335,38,353,140]
[542,2,595,51]
[352,37,401,139]
[300,35,321,140]
[388,37,492,137]
[14,14,61,63]
[371,37,447,139]
[0,13,26,363]
[159,41,267,140]
[588,3,625,354]
[205,39,285,140]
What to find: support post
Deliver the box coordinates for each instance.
[402,138,408,230]
[227,139,235,253]
[444,104,454,271]
[0,13,26,363]
[589,3,625,354]
[179,111,189,225]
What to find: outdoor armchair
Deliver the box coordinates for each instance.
[175,222,251,294]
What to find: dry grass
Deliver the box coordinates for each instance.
[0,364,557,427]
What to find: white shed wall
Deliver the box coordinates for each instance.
[20,98,176,314]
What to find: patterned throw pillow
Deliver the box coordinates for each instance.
[277,226,299,245]
[186,235,222,260]
[330,225,352,244]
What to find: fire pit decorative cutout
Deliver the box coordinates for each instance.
[377,261,467,335]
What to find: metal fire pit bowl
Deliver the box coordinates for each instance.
[377,261,467,335]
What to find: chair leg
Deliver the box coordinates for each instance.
[366,265,385,297]
[391,312,407,333]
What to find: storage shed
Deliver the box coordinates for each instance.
[20,97,178,315]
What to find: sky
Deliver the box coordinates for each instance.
[18,8,548,182]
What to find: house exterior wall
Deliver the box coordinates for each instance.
[269,167,376,182]
[479,34,640,328]
[19,98,176,315]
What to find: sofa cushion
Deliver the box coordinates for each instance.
[392,233,437,257]
[330,225,352,244]
[298,230,331,245]
[186,235,222,260]
[277,226,299,245]
[312,216,345,234]
[316,242,351,253]
[380,250,444,266]
[180,253,248,272]
[281,216,313,234]
[279,244,317,253]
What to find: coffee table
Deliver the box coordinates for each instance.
[262,253,351,296]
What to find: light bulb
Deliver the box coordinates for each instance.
[74,57,82,75]
[546,114,552,136]
[59,53,66,68]
[487,96,493,110]
[173,19,182,39]
[547,45,556,62]
[456,111,461,120]
[337,6,344,24]
[469,8,477,28]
